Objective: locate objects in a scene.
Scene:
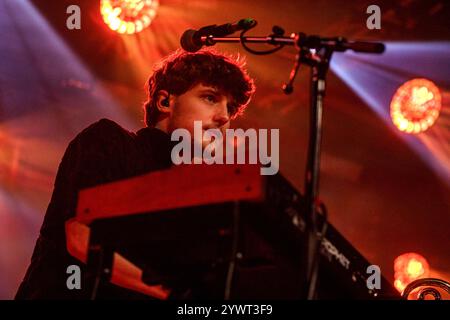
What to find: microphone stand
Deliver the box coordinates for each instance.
[191,30,384,299]
[300,41,333,300]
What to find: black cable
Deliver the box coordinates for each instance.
[239,25,284,55]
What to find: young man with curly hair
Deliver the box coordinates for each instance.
[15,49,255,299]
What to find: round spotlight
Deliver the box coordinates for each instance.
[390,78,441,134]
[394,252,430,293]
[100,0,159,35]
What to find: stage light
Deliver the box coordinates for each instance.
[390,78,441,134]
[394,252,430,293]
[100,0,159,35]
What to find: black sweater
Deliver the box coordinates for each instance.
[15,119,173,299]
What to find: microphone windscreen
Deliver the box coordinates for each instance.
[180,29,203,52]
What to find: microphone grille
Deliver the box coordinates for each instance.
[180,29,203,52]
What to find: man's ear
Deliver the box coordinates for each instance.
[156,90,172,113]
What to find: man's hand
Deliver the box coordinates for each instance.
[65,218,170,299]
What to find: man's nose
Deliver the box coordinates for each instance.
[213,104,230,127]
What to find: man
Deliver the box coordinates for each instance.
[15,49,255,299]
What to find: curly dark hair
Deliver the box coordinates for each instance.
[143,49,255,127]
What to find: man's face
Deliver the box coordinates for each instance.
[167,83,234,148]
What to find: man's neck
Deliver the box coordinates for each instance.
[154,119,169,134]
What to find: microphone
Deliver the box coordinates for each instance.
[180,18,256,52]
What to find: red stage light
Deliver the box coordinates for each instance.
[394,252,430,293]
[390,78,441,134]
[100,0,159,34]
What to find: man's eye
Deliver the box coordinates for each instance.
[203,95,217,103]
